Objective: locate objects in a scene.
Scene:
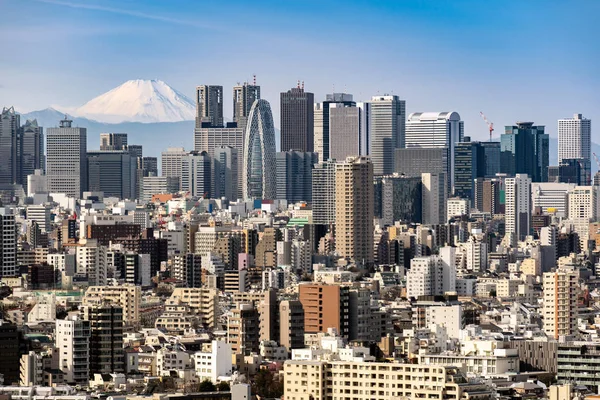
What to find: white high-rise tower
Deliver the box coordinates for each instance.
[558,113,591,184]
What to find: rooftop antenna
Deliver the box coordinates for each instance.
[297,80,300,89]
[253,74,256,86]
[301,81,304,90]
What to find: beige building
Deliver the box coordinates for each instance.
[543,268,579,339]
[83,285,141,327]
[227,303,260,356]
[283,360,492,400]
[335,156,374,266]
[169,287,219,328]
[279,300,305,351]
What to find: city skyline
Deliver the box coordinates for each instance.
[2,0,598,142]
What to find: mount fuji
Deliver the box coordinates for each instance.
[73,79,196,123]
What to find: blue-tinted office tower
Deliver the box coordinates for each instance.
[276,151,318,203]
[501,122,549,182]
[480,142,501,178]
[454,138,486,203]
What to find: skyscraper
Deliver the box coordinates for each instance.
[100,133,127,150]
[314,93,357,161]
[87,150,137,199]
[335,156,374,266]
[213,146,239,201]
[329,103,361,161]
[480,141,501,178]
[195,85,224,128]
[453,138,486,203]
[421,172,447,225]
[501,122,549,182]
[312,160,337,225]
[161,147,187,189]
[395,147,449,179]
[181,151,212,198]
[375,174,422,225]
[558,114,591,185]
[233,80,260,129]
[0,107,19,186]
[280,85,314,152]
[369,95,406,176]
[276,151,317,203]
[505,173,532,242]
[19,119,44,188]
[242,99,277,199]
[46,116,87,197]
[405,112,464,189]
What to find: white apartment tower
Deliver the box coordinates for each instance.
[558,114,591,183]
[76,239,107,286]
[567,186,598,249]
[406,247,456,299]
[46,117,87,197]
[421,172,447,225]
[543,268,579,339]
[55,317,90,384]
[505,174,532,243]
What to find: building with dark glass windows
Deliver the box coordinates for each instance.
[501,122,549,182]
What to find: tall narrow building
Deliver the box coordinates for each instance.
[314,93,357,162]
[19,119,44,188]
[405,112,464,189]
[421,172,447,225]
[312,160,337,225]
[505,173,532,242]
[242,99,277,200]
[0,207,17,278]
[329,103,361,161]
[335,156,374,265]
[280,85,314,152]
[213,146,239,201]
[369,95,406,176]
[181,151,212,198]
[55,317,90,385]
[558,114,591,185]
[233,80,260,129]
[195,85,224,128]
[161,147,187,190]
[82,305,124,376]
[543,267,579,339]
[46,116,87,197]
[501,122,549,182]
[0,107,19,186]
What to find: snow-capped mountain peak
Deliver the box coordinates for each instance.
[74,79,195,123]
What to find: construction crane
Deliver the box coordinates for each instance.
[479,111,494,142]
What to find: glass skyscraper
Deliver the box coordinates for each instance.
[501,122,549,182]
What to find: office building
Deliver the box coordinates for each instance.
[46,116,87,197]
[0,107,19,186]
[531,182,575,218]
[276,151,317,203]
[76,239,107,286]
[19,119,44,188]
[87,150,137,199]
[195,85,223,128]
[161,147,187,189]
[454,139,486,203]
[501,122,549,182]
[181,151,212,198]
[369,95,406,175]
[394,147,448,181]
[242,99,277,199]
[559,113,591,184]
[422,172,447,225]
[299,283,350,338]
[314,93,357,161]
[480,141,501,178]
[335,156,374,265]
[125,144,143,158]
[0,207,17,277]
[0,320,19,385]
[312,160,337,225]
[82,305,124,376]
[568,186,598,249]
[26,205,51,233]
[55,317,90,384]
[375,174,422,225]
[172,253,202,288]
[136,156,158,198]
[233,80,260,128]
[328,103,361,161]
[543,268,579,339]
[213,146,239,200]
[505,174,532,242]
[280,85,314,152]
[405,112,464,189]
[99,133,127,150]
[556,158,591,186]
[124,253,151,287]
[141,176,180,201]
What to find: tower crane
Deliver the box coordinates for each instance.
[479,111,494,142]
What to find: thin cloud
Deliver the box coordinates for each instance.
[34,0,225,32]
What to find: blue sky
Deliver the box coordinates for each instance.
[1,0,598,140]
